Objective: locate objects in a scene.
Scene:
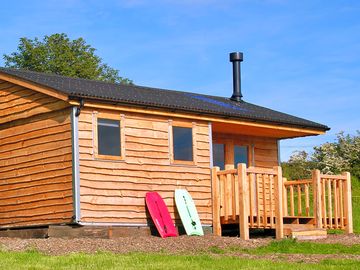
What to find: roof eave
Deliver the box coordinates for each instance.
[68,96,329,137]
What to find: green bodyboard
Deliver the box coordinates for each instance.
[174,189,204,236]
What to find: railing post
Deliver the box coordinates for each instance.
[343,172,353,234]
[211,166,221,236]
[238,163,249,240]
[312,169,322,229]
[283,177,288,217]
[274,166,284,239]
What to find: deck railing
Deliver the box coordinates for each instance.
[283,178,313,217]
[212,165,353,240]
[316,170,352,232]
[212,164,283,240]
[282,170,353,233]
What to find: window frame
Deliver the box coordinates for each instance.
[169,120,197,166]
[94,112,125,161]
[212,143,226,170]
[212,136,253,169]
[233,144,249,167]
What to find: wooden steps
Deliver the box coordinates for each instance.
[283,224,327,240]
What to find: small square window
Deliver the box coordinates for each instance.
[173,126,193,161]
[97,118,121,156]
[213,143,225,170]
[234,145,248,167]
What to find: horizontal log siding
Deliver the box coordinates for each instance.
[213,133,278,168]
[78,109,212,225]
[0,80,69,125]
[0,106,73,228]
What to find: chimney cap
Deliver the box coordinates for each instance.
[229,52,243,62]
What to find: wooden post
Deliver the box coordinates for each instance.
[238,163,249,240]
[274,166,284,239]
[211,167,221,236]
[290,185,294,216]
[343,172,353,234]
[283,178,288,217]
[305,183,310,216]
[225,164,234,222]
[312,170,322,229]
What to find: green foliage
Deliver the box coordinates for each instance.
[352,176,360,233]
[282,131,360,179]
[282,151,315,180]
[208,246,225,254]
[0,251,359,270]
[240,239,360,255]
[3,33,132,84]
[312,132,360,178]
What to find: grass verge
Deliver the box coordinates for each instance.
[231,239,360,255]
[352,176,360,233]
[0,250,359,270]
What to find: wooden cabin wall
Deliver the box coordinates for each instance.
[0,81,73,228]
[78,108,212,226]
[0,80,69,125]
[213,133,278,168]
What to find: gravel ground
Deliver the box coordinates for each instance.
[0,234,360,263]
[0,235,268,255]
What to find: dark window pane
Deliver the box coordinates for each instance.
[234,145,248,167]
[173,126,193,161]
[98,118,121,156]
[213,143,225,170]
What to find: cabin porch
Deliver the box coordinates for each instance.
[211,164,353,239]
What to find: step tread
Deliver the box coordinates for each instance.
[291,229,327,236]
[283,224,315,230]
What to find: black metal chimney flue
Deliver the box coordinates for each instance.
[229,52,243,102]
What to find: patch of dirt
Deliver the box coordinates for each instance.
[0,235,269,256]
[0,234,360,263]
[311,233,360,245]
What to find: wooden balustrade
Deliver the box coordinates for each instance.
[318,172,352,232]
[282,170,353,233]
[211,164,283,240]
[212,165,353,239]
[283,179,313,217]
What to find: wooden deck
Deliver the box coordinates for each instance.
[212,165,353,239]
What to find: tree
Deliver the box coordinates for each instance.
[282,150,315,180]
[312,131,360,178]
[282,131,360,180]
[3,33,132,84]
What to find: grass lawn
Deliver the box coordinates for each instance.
[0,250,359,270]
[229,239,360,255]
[351,176,360,233]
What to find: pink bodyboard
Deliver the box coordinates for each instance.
[145,192,178,238]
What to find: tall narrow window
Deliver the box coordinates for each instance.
[213,143,225,170]
[97,118,121,156]
[173,126,193,161]
[234,145,248,167]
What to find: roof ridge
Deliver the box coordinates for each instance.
[0,67,123,85]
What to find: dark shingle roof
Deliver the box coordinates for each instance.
[0,68,329,131]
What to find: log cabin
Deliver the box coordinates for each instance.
[0,53,352,239]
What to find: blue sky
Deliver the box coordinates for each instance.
[1,0,359,161]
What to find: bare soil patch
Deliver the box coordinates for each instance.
[0,234,360,263]
[0,235,268,255]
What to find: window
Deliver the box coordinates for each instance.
[172,126,193,161]
[213,143,225,170]
[212,136,252,168]
[234,145,248,167]
[97,118,121,157]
